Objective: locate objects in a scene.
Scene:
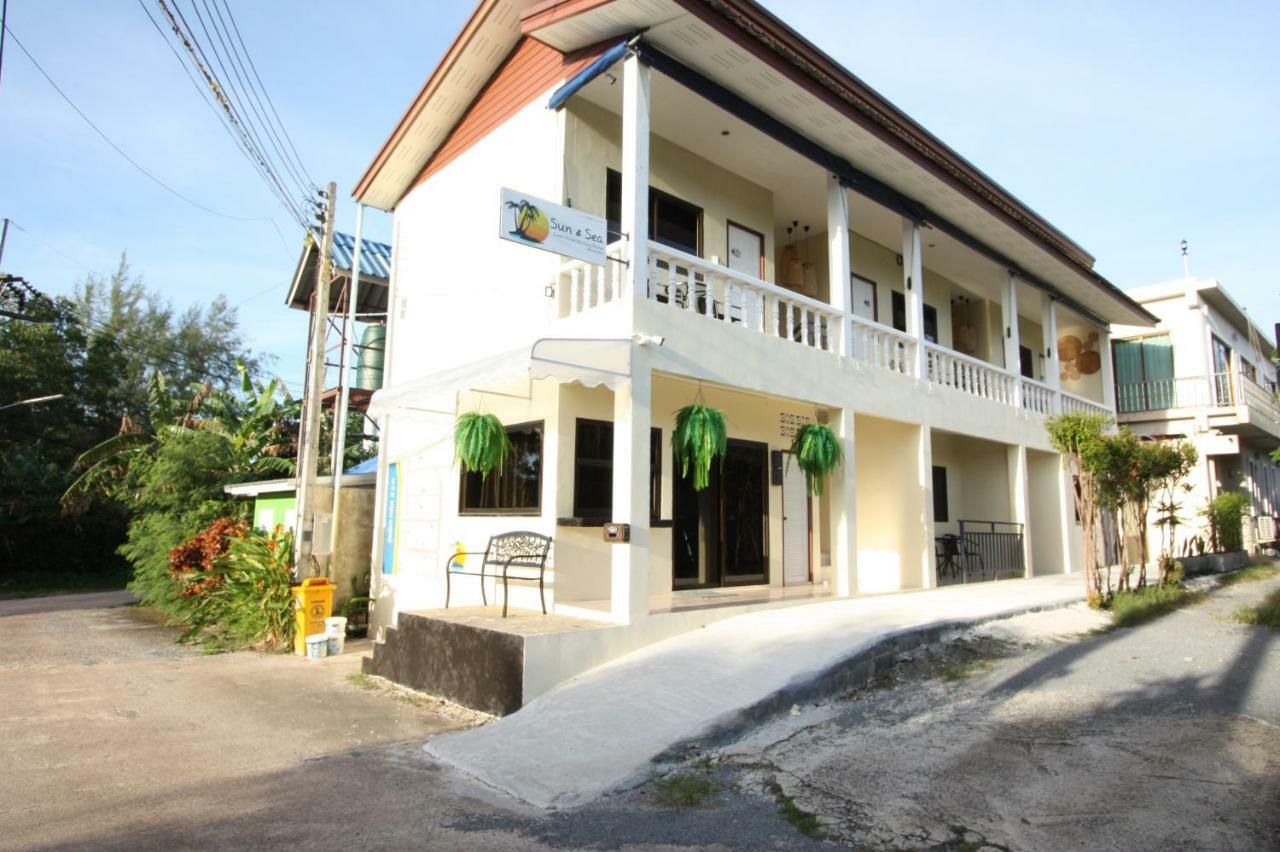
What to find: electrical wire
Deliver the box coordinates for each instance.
[202,0,313,199]
[0,0,9,91]
[152,0,311,229]
[1,23,272,223]
[135,0,296,232]
[214,0,316,192]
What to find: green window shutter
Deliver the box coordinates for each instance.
[1142,335,1175,407]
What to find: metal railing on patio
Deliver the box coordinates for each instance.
[938,520,1025,584]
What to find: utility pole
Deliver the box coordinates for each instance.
[0,218,10,269]
[294,181,336,573]
[328,202,365,555]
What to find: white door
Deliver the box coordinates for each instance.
[782,453,812,585]
[727,222,763,277]
[851,274,876,321]
[728,222,764,326]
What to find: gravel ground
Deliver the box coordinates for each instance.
[3,576,1277,851]
[713,575,1280,851]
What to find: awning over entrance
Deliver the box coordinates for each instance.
[367,338,632,417]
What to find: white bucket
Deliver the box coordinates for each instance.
[326,634,345,656]
[305,633,329,660]
[324,616,347,638]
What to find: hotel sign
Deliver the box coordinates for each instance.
[499,187,607,266]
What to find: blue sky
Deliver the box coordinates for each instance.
[2,1,1277,390]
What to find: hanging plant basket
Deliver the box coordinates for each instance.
[790,423,843,496]
[672,404,727,491]
[454,412,512,478]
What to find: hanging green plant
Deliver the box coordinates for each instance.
[790,423,843,496]
[454,412,512,478]
[672,404,727,491]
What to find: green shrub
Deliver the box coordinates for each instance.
[1232,587,1280,631]
[1206,491,1248,553]
[190,525,296,650]
[1106,583,1205,629]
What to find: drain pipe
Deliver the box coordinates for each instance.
[329,202,365,558]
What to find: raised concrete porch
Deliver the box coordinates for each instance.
[425,572,1084,809]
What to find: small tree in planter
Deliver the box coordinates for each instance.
[454,412,512,478]
[672,404,726,491]
[790,423,843,496]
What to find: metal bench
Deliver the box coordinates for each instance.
[444,531,553,618]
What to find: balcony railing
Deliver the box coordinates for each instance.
[925,343,1016,405]
[558,242,1112,419]
[1117,372,1280,418]
[644,242,843,355]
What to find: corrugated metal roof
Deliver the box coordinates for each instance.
[328,230,392,280]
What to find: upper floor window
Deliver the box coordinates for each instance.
[606,169,702,256]
[1241,359,1258,384]
[459,421,543,515]
[1113,334,1174,412]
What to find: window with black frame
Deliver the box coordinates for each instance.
[572,418,662,523]
[459,422,543,514]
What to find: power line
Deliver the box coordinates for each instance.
[1,23,271,224]
[0,0,9,91]
[215,0,316,192]
[201,0,313,199]
[150,0,312,229]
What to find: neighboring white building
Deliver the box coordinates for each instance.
[1112,277,1280,557]
[349,0,1155,711]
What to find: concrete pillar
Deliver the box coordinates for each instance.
[1004,273,1024,408]
[902,219,927,377]
[827,175,853,358]
[621,53,650,309]
[918,425,937,589]
[1099,325,1117,413]
[1008,444,1035,577]
[611,349,651,623]
[827,406,857,596]
[1041,296,1060,409]
[1058,462,1076,574]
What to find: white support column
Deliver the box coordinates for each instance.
[1004,273,1023,409]
[827,406,857,596]
[1008,444,1035,578]
[902,219,926,377]
[1041,296,1061,409]
[1058,462,1077,575]
[620,53,650,312]
[1098,325,1116,413]
[610,348,651,624]
[827,175,853,358]
[918,424,937,589]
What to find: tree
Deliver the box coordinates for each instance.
[1046,412,1111,603]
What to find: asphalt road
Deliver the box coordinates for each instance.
[2,577,1277,851]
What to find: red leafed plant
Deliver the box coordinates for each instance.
[168,518,247,599]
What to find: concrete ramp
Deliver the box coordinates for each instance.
[425,574,1082,809]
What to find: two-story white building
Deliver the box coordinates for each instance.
[1112,277,1280,557]
[352,0,1156,713]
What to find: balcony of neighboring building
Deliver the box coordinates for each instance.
[550,64,1113,424]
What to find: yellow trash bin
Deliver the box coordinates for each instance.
[292,578,335,656]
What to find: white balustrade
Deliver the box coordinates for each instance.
[1021,377,1055,415]
[924,343,1015,405]
[849,314,918,376]
[1059,390,1111,418]
[645,242,842,354]
[558,241,625,318]
[557,239,1128,425]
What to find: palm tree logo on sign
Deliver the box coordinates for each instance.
[505,198,550,244]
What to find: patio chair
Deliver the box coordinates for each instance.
[444,531,553,618]
[935,534,985,583]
